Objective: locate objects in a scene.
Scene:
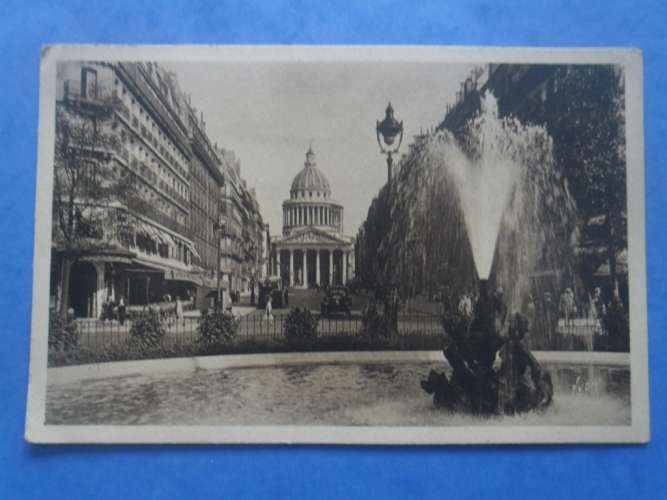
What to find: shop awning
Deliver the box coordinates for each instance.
[166,268,202,286]
[131,258,204,285]
[137,221,172,246]
[80,254,134,264]
[183,239,201,260]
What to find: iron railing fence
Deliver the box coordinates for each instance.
[67,313,443,352]
[54,309,622,357]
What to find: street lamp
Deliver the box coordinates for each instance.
[376,102,404,188]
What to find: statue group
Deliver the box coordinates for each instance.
[421,280,554,415]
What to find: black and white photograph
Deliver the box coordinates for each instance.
[25,45,648,444]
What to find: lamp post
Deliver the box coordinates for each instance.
[376,102,404,189]
[213,219,225,311]
[376,103,403,335]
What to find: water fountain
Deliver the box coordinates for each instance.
[418,92,576,415]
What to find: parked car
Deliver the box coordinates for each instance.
[320,286,352,317]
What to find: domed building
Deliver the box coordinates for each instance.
[271,146,355,287]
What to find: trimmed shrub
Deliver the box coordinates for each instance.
[48,310,79,351]
[361,303,390,340]
[130,309,165,347]
[601,299,630,352]
[197,309,238,345]
[284,308,319,341]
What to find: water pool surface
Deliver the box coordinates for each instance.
[46,362,630,426]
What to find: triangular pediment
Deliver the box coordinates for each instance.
[278,227,350,246]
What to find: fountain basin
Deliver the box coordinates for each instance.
[45,351,630,427]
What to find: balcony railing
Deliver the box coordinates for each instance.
[63,80,116,117]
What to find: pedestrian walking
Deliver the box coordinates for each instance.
[118,296,126,326]
[265,295,273,322]
[589,287,605,319]
[175,296,183,320]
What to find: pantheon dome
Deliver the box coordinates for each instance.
[282,146,344,237]
[271,146,355,288]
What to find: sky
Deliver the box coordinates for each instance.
[164,61,475,237]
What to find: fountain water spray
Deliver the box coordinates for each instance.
[414,92,575,414]
[396,92,576,308]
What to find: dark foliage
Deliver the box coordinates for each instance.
[284,308,319,341]
[129,309,166,347]
[48,310,79,351]
[601,299,630,351]
[361,303,390,340]
[196,309,238,344]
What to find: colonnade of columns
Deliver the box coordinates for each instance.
[274,247,352,288]
[283,205,343,231]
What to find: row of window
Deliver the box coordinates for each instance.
[119,126,190,203]
[114,76,189,180]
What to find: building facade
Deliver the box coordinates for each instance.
[51,61,266,318]
[188,107,225,306]
[217,148,269,298]
[271,147,355,288]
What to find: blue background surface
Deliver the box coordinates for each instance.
[1,1,665,498]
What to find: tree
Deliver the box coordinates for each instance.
[541,66,627,293]
[52,83,138,318]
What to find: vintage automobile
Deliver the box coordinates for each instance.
[257,276,284,309]
[320,286,352,317]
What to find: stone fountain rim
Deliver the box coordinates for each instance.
[47,350,630,386]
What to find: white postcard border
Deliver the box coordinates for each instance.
[26,45,649,445]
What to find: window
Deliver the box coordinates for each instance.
[81,67,98,99]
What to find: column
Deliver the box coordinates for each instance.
[316,250,320,285]
[303,249,309,288]
[343,251,348,284]
[94,262,105,319]
[329,250,334,285]
[276,250,281,279]
[289,249,294,286]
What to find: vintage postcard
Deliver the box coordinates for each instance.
[26,45,648,444]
